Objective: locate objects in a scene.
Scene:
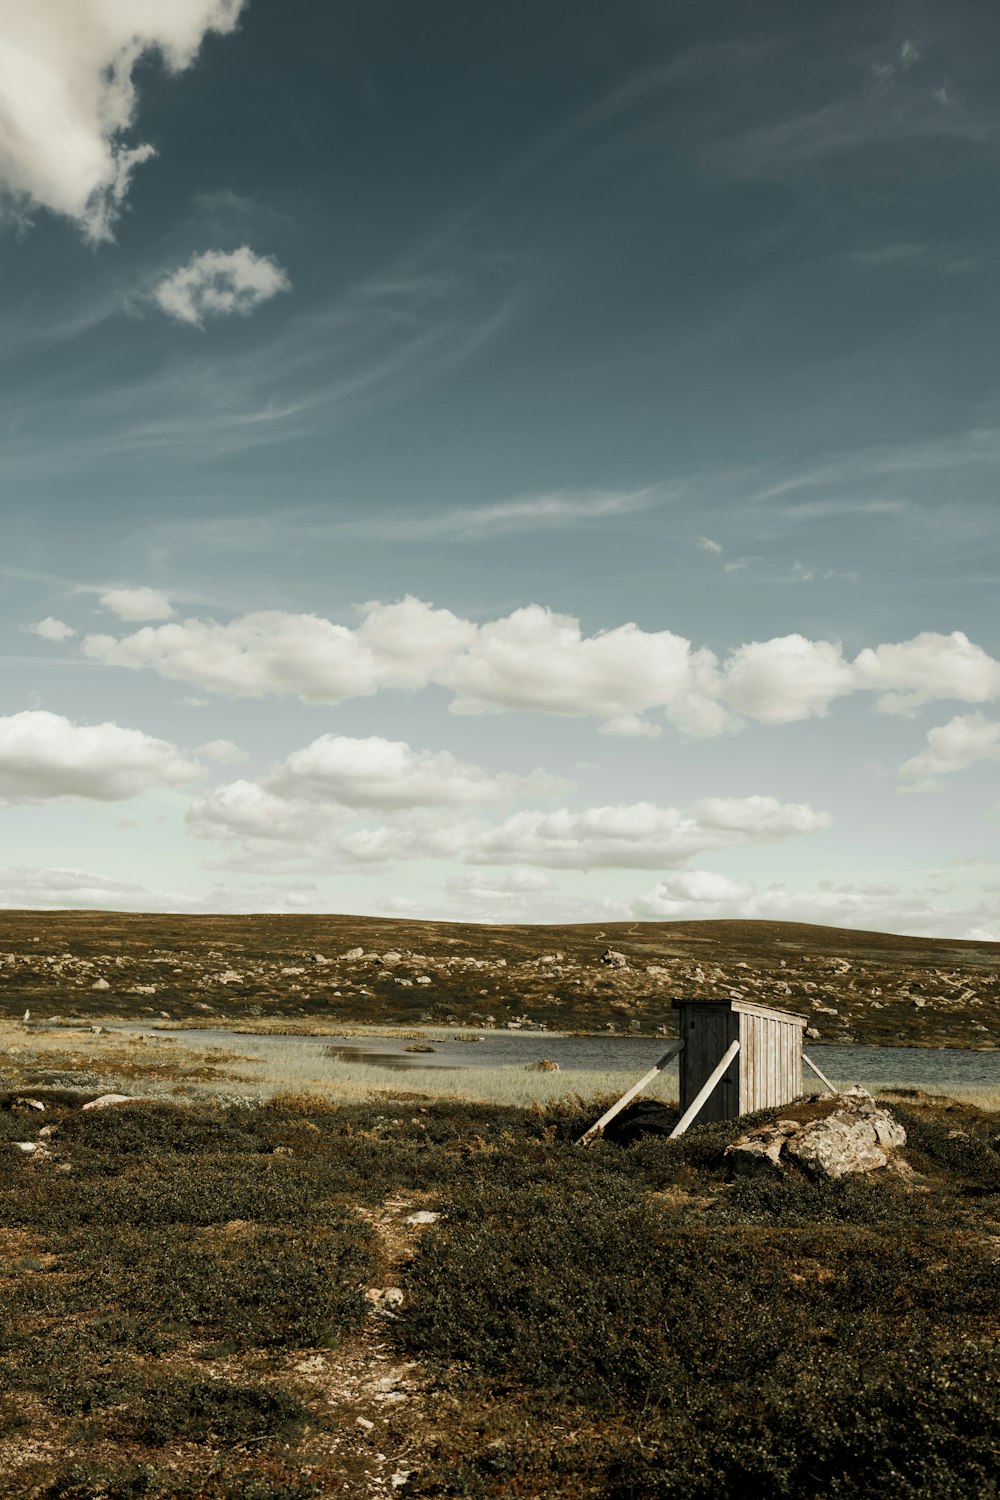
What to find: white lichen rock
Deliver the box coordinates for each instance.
[726,1089,906,1182]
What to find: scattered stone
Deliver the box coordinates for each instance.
[356,1416,375,1431]
[342,948,364,960]
[405,1210,440,1226]
[91,978,110,991]
[81,1094,134,1111]
[294,1355,327,1375]
[13,1097,45,1112]
[601,949,628,969]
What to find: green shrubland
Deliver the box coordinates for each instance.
[0,1089,995,1498]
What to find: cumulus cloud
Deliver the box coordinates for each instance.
[899,712,1000,787]
[187,734,567,849]
[854,631,1000,715]
[152,246,291,326]
[84,598,474,703]
[267,734,566,811]
[0,1,245,239]
[189,748,830,872]
[0,710,200,804]
[25,617,75,641]
[442,605,725,736]
[80,598,1000,737]
[719,635,855,724]
[100,587,174,621]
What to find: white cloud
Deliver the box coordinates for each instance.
[899,712,1000,786]
[152,247,291,326]
[0,711,201,805]
[719,635,855,724]
[100,587,174,621]
[854,631,1000,715]
[80,598,1000,737]
[441,605,724,737]
[83,597,473,702]
[0,1,245,239]
[196,738,247,764]
[698,537,723,554]
[25,616,75,641]
[468,797,830,870]
[190,763,829,872]
[268,734,565,811]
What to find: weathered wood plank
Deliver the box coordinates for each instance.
[670,1040,742,1138]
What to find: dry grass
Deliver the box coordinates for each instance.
[4,1020,999,1112]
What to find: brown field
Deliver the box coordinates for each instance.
[1,910,997,1049]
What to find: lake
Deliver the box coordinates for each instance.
[129,1026,998,1090]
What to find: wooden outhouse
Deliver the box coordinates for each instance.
[673,998,807,1123]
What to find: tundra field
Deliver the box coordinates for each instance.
[0,912,997,1499]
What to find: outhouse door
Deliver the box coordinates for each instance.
[678,1003,740,1124]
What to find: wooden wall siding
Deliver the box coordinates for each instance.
[738,1012,803,1111]
[678,1004,740,1123]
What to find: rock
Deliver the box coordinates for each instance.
[726,1124,795,1179]
[13,1097,45,1112]
[727,1091,906,1182]
[91,978,110,991]
[379,951,402,965]
[405,1210,440,1226]
[81,1094,134,1110]
[805,1027,821,1040]
[601,949,628,969]
[308,953,330,965]
[342,948,364,960]
[214,970,242,985]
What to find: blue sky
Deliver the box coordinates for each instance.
[1,0,999,934]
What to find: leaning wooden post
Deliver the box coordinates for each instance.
[577,1039,685,1146]
[669,1039,741,1139]
[802,1051,838,1095]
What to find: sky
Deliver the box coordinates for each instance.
[1,0,999,936]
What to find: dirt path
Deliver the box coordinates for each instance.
[281,1192,440,1496]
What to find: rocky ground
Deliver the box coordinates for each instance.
[0,912,997,1048]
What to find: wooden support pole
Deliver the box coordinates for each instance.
[802,1051,838,1095]
[669,1039,741,1139]
[577,1039,685,1146]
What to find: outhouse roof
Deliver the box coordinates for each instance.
[671,997,807,1027]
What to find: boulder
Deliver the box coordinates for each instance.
[726,1090,906,1182]
[81,1093,134,1111]
[601,949,628,969]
